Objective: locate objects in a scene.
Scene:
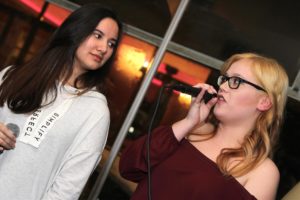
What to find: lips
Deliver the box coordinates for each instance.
[91,53,103,63]
[217,94,226,102]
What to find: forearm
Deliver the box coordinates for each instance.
[171,118,197,141]
[119,126,181,182]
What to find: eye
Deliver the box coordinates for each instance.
[221,76,228,83]
[93,32,102,39]
[231,77,241,86]
[108,41,116,48]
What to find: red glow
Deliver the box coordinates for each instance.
[157,63,198,86]
[44,4,70,26]
[19,0,41,13]
[18,0,70,26]
[151,78,162,87]
[151,78,180,96]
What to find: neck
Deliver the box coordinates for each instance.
[64,63,86,88]
[215,120,255,148]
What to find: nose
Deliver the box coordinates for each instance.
[96,40,108,54]
[218,79,229,91]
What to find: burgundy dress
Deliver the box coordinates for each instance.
[119,126,257,200]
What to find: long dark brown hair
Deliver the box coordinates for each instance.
[0,4,123,114]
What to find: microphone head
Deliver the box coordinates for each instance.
[6,123,20,137]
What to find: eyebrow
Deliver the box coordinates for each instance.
[225,72,239,76]
[225,72,245,79]
[94,29,117,42]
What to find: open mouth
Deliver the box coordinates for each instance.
[217,94,225,102]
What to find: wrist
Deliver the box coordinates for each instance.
[172,118,196,141]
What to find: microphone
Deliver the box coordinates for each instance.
[167,84,217,103]
[6,123,20,137]
[0,123,20,155]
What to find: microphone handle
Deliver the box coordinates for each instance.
[6,123,20,137]
[170,84,217,103]
[0,123,20,155]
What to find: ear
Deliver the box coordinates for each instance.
[257,96,272,111]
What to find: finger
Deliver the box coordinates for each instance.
[0,130,16,149]
[0,125,17,142]
[0,137,15,150]
[197,89,206,102]
[191,83,215,104]
[205,96,218,109]
[207,85,218,94]
[194,84,207,102]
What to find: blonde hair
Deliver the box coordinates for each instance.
[216,53,288,177]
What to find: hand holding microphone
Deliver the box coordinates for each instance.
[186,83,217,125]
[167,84,218,103]
[0,122,19,153]
[171,83,218,141]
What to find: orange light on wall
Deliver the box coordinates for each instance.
[162,52,211,85]
[116,44,148,78]
[178,93,191,106]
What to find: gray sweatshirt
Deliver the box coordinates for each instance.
[0,68,110,200]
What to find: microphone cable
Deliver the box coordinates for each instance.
[146,84,166,200]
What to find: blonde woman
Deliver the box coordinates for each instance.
[120,53,288,200]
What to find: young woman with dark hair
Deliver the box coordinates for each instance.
[0,4,122,200]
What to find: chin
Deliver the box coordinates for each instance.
[213,108,224,119]
[86,63,103,71]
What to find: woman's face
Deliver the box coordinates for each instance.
[73,17,119,75]
[213,58,266,124]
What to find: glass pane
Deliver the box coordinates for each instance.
[69,0,300,84]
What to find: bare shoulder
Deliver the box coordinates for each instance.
[252,158,279,177]
[245,158,280,200]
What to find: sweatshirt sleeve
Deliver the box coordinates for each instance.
[42,151,102,200]
[42,97,110,200]
[119,126,181,183]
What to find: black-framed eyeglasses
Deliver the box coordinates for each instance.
[217,75,266,92]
